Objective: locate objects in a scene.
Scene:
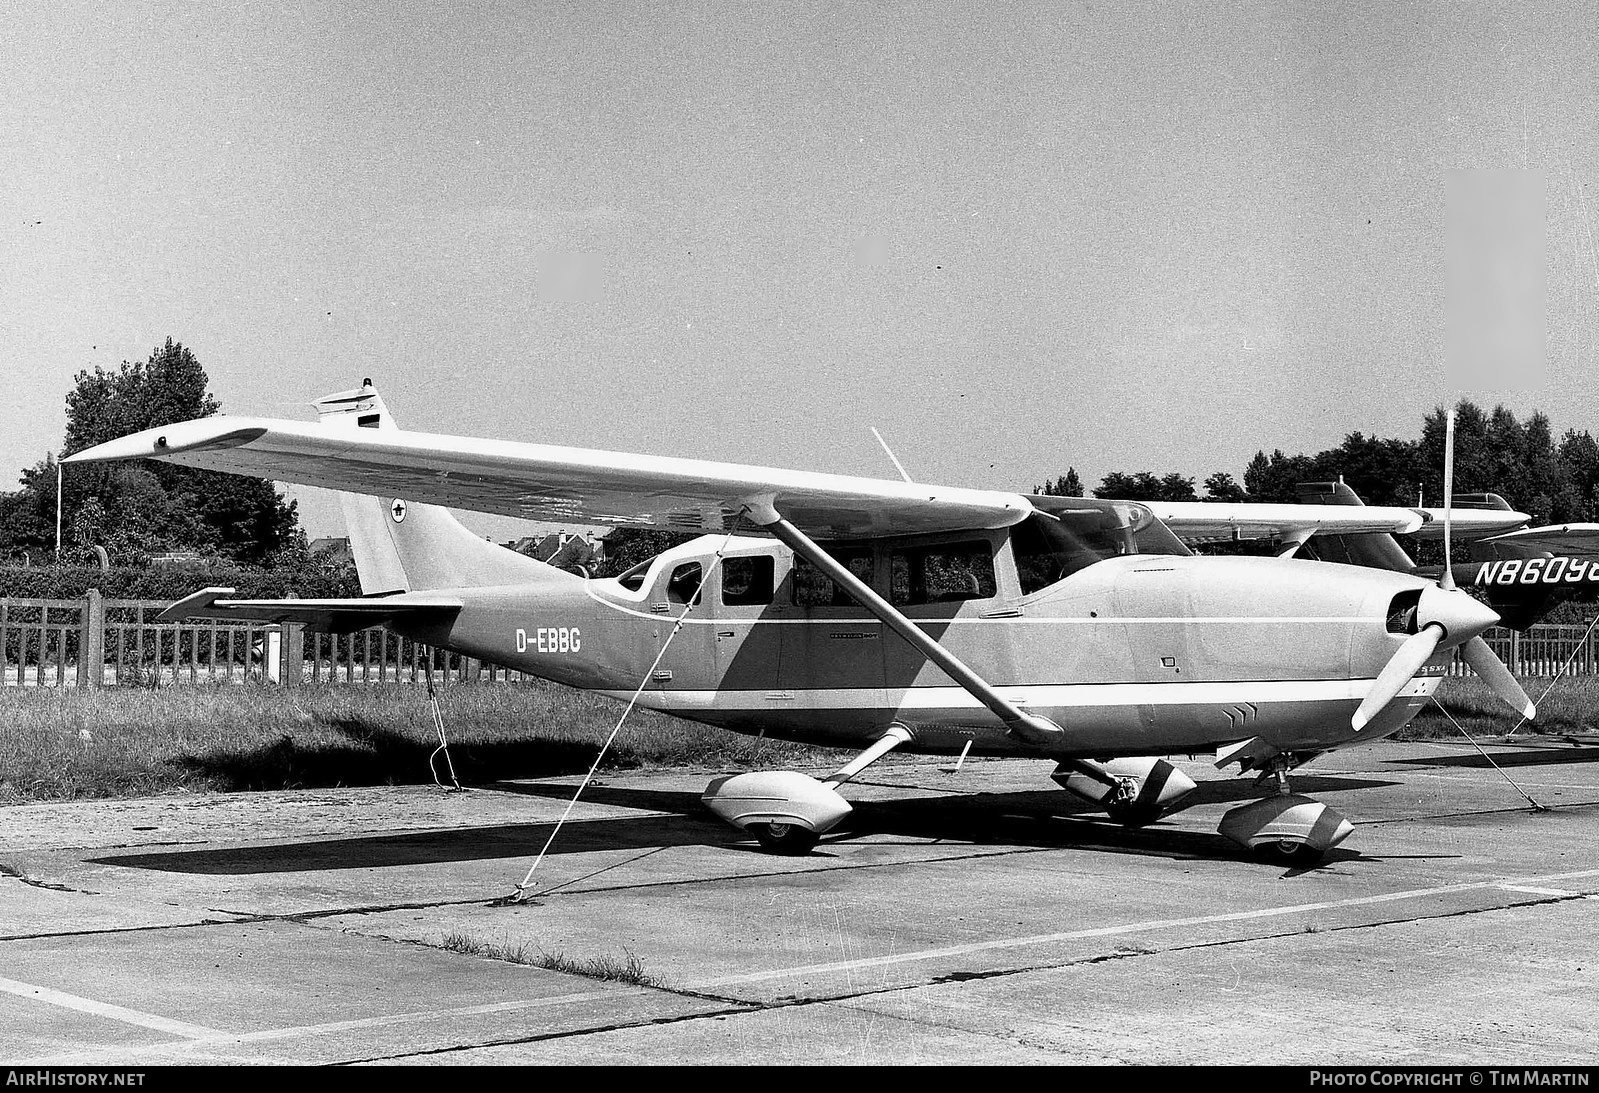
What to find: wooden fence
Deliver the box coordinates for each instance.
[0,593,530,687]
[1,593,1595,688]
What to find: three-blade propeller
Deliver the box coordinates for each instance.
[1352,407,1536,731]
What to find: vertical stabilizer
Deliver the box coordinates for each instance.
[1295,480,1417,573]
[312,382,574,594]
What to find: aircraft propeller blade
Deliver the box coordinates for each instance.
[1353,623,1444,732]
[1440,407,1457,591]
[1460,635,1537,720]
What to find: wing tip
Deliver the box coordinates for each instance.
[65,424,270,464]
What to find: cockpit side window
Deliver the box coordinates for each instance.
[666,562,703,604]
[616,560,652,592]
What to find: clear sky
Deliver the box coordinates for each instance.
[4,1,1596,538]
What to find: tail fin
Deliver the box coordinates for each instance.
[1295,479,1417,573]
[312,382,572,594]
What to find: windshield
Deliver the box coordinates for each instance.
[1013,498,1190,593]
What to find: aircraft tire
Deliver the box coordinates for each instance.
[751,821,820,855]
[1256,838,1325,866]
[1104,801,1163,828]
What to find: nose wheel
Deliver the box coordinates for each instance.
[751,821,821,855]
[1218,754,1353,864]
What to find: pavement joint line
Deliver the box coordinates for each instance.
[0,915,250,943]
[339,1001,775,1064]
[0,974,224,1040]
[690,866,1599,988]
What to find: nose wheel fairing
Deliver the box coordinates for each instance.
[1219,794,1355,863]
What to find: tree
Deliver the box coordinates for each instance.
[1093,471,1196,502]
[1242,451,1271,499]
[1203,472,1247,502]
[1034,468,1084,497]
[16,339,303,565]
[1559,429,1599,519]
[596,526,696,578]
[0,455,61,558]
[63,338,220,455]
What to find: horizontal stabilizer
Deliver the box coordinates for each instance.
[157,587,464,634]
[1478,523,1599,557]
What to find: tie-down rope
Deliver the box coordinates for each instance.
[1504,611,1599,739]
[1429,696,1548,812]
[508,518,745,902]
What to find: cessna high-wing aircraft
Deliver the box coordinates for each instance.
[66,385,1538,864]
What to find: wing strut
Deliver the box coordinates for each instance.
[743,500,1068,750]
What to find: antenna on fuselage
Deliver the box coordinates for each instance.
[870,427,913,483]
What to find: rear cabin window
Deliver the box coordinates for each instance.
[890,541,996,605]
[791,551,874,608]
[721,555,775,606]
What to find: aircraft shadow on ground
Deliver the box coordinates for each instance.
[833,791,1242,859]
[92,771,1400,876]
[1180,773,1396,804]
[88,808,725,875]
[1390,746,1599,770]
[170,715,614,791]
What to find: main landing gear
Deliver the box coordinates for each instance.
[1216,752,1354,865]
[700,726,913,855]
[702,742,1209,856]
[1052,757,1198,826]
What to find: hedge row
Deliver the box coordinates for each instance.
[0,564,360,602]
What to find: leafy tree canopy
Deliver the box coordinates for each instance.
[1042,400,1599,527]
[1033,468,1084,497]
[1092,471,1197,502]
[0,339,301,566]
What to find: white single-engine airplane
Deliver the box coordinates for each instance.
[67,385,1536,864]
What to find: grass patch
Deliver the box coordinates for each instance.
[440,932,657,985]
[1402,673,1599,740]
[5,670,1582,805]
[0,680,841,804]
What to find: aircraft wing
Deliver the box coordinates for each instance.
[65,416,1034,539]
[1146,501,1425,546]
[158,588,464,635]
[1146,501,1528,547]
